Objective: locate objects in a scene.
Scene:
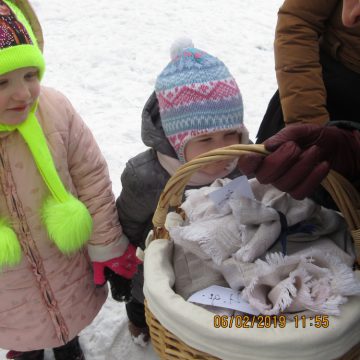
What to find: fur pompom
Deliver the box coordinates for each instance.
[170,37,194,60]
[0,218,22,268]
[42,194,93,254]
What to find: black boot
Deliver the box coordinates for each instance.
[6,349,44,360]
[53,336,85,360]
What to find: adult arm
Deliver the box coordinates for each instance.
[275,0,339,124]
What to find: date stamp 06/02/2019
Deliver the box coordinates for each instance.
[213,315,330,329]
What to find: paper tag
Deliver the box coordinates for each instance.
[188,285,260,315]
[208,176,254,208]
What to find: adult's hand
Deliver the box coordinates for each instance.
[238,124,360,199]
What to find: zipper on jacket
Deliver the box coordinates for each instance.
[0,143,69,344]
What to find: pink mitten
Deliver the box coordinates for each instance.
[92,244,142,286]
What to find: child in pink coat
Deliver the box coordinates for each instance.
[0,1,139,359]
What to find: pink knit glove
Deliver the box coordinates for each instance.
[92,244,142,286]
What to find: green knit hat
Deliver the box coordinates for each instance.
[0,0,93,268]
[0,0,45,77]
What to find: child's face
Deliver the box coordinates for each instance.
[184,129,240,176]
[0,67,40,125]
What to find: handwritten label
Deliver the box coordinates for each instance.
[188,285,260,315]
[208,176,254,208]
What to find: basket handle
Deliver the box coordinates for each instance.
[152,144,360,261]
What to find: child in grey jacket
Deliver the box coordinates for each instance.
[116,38,249,345]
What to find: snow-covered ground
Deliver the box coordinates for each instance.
[1,0,283,358]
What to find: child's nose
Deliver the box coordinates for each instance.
[215,139,230,149]
[13,84,31,101]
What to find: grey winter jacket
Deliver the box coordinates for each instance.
[116,93,177,251]
[116,92,242,302]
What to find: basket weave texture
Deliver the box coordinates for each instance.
[145,144,360,360]
[145,299,220,360]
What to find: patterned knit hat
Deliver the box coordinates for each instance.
[0,0,45,77]
[155,38,246,163]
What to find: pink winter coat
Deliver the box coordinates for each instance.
[0,87,128,351]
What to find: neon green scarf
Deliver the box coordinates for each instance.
[0,110,93,268]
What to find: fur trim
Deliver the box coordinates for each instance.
[0,218,22,268]
[42,194,93,254]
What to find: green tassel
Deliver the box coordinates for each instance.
[41,194,93,254]
[0,219,22,268]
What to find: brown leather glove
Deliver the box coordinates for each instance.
[238,124,360,199]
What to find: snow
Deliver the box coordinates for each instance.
[1,0,283,358]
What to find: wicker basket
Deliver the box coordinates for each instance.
[144,144,360,360]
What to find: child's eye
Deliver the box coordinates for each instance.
[25,71,38,80]
[225,131,237,136]
[198,137,211,142]
[0,79,8,87]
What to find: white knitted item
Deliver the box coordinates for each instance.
[170,177,358,314]
[242,249,360,315]
[170,214,244,265]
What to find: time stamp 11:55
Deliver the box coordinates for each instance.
[213,315,330,329]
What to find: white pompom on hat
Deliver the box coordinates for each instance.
[170,37,194,60]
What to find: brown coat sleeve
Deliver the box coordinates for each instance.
[275,0,340,125]
[64,96,129,261]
